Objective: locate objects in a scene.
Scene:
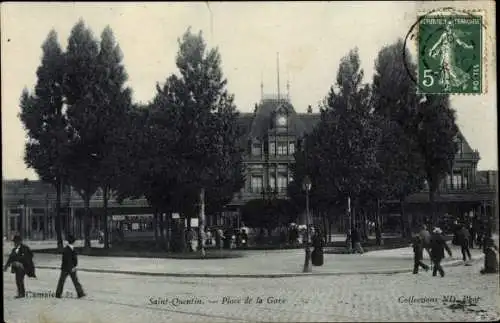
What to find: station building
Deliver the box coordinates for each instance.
[2,94,497,240]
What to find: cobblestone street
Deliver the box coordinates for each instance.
[4,259,499,322]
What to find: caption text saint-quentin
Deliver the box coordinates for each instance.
[149,296,286,306]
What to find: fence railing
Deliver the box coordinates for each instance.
[420,183,497,193]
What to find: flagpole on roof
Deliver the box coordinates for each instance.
[277,52,280,102]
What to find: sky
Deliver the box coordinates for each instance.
[1,1,497,180]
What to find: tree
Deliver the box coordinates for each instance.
[153,29,244,251]
[113,104,172,248]
[299,48,380,239]
[372,39,427,238]
[63,20,102,249]
[93,26,133,249]
[416,94,458,227]
[19,30,68,250]
[116,28,244,252]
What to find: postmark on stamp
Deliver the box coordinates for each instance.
[418,12,484,95]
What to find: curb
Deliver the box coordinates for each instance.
[35,255,484,278]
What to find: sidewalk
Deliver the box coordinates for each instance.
[29,245,487,278]
[2,239,101,250]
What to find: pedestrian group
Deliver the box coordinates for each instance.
[4,234,86,299]
[412,223,498,277]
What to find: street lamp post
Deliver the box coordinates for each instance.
[199,188,206,258]
[302,175,312,273]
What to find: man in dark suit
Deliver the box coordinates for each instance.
[3,235,36,298]
[429,227,453,277]
[55,235,85,298]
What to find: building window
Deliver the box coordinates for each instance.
[277,164,288,172]
[269,142,276,156]
[445,175,452,189]
[269,175,276,191]
[277,175,288,193]
[277,143,287,155]
[452,173,462,189]
[252,144,261,156]
[463,174,469,189]
[251,176,263,193]
[289,142,295,155]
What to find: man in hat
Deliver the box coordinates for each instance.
[55,235,86,298]
[429,227,452,277]
[418,224,432,258]
[3,235,36,298]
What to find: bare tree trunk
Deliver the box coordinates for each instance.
[198,188,206,257]
[375,199,383,246]
[55,178,63,250]
[361,209,368,241]
[102,186,110,249]
[158,209,165,249]
[180,215,187,251]
[84,196,91,249]
[165,213,171,251]
[429,188,437,228]
[321,211,327,241]
[400,199,406,238]
[153,212,158,247]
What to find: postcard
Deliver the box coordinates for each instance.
[2,1,498,322]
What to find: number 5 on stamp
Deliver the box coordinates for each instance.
[418,14,483,94]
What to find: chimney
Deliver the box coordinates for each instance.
[307,105,312,113]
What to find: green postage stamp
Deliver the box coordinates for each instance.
[418,12,484,95]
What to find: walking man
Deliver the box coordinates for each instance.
[3,235,36,298]
[55,235,86,298]
[457,224,472,263]
[469,222,476,249]
[412,235,429,274]
[419,224,432,259]
[429,227,452,277]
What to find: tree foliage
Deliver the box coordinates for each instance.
[94,26,132,189]
[116,28,244,235]
[372,39,427,203]
[90,26,133,248]
[297,48,380,211]
[63,20,101,203]
[18,30,68,249]
[416,94,458,225]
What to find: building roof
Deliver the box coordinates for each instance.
[457,130,476,155]
[241,98,320,140]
